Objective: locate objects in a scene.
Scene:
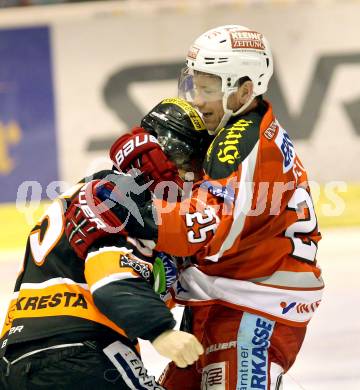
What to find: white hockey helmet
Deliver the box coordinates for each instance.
[178,25,273,134]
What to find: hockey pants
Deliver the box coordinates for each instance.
[160,305,306,390]
[0,339,165,390]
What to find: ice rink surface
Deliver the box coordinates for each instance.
[0,227,359,389]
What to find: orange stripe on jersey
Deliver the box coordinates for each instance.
[1,284,126,339]
[85,249,153,292]
[1,297,17,339]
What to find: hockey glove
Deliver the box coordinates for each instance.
[110,127,183,191]
[65,171,156,259]
[152,329,204,368]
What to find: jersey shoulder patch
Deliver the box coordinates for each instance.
[274,124,295,173]
[203,112,261,180]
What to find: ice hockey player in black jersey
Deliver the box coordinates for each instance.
[0,98,209,389]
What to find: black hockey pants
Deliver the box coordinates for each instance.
[0,340,164,389]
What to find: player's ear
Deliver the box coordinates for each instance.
[239,81,253,103]
[228,81,253,111]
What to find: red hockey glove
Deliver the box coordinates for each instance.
[65,172,156,260]
[110,127,183,190]
[64,178,124,259]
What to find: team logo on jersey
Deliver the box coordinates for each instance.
[217,119,252,164]
[230,30,265,50]
[201,181,235,202]
[263,120,278,140]
[120,255,152,281]
[275,126,295,173]
[280,300,321,315]
[280,301,296,314]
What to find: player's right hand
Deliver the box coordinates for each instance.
[64,171,157,259]
[151,329,204,368]
[64,177,127,259]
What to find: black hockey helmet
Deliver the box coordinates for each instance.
[141,97,211,171]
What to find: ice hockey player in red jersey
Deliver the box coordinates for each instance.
[0,98,209,389]
[85,26,324,390]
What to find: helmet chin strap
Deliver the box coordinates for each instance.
[210,110,232,135]
[210,93,256,135]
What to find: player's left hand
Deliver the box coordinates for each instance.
[110,127,183,190]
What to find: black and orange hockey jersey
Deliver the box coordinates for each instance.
[154,100,324,327]
[0,170,175,357]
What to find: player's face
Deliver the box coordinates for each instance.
[192,73,253,132]
[192,73,224,132]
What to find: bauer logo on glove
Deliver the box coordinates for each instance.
[65,171,152,259]
[112,131,159,168]
[77,185,107,230]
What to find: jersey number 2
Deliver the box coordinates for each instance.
[285,187,318,263]
[29,184,82,265]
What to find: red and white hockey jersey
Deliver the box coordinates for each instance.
[154,100,323,327]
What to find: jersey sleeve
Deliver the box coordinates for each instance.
[85,236,176,341]
[153,180,226,257]
[154,109,263,257]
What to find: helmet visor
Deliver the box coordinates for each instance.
[155,126,195,168]
[156,127,194,167]
[178,67,223,103]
